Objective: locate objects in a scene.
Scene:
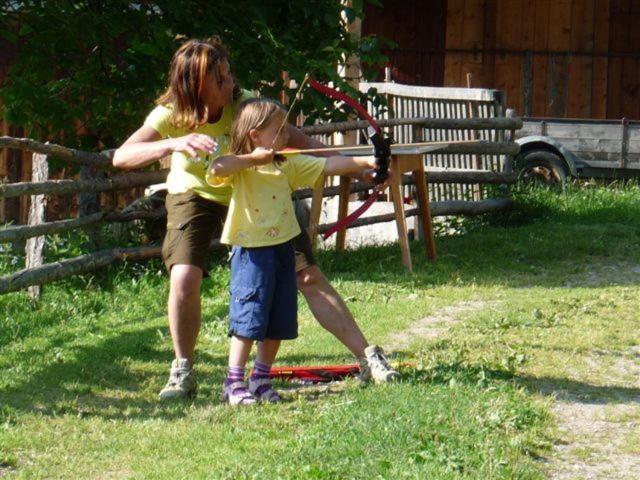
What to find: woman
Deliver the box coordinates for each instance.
[113,37,399,400]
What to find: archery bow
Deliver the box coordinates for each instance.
[301,77,395,239]
[273,75,402,238]
[306,78,391,185]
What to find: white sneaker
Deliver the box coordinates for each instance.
[359,345,401,383]
[158,358,197,400]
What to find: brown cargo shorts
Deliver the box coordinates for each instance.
[161,191,227,276]
[161,191,316,275]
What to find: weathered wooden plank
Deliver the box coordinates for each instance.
[621,118,630,168]
[548,0,573,51]
[567,0,595,118]
[520,0,537,115]
[360,82,502,102]
[591,0,610,118]
[25,153,48,299]
[545,137,624,152]
[461,0,486,86]
[621,56,640,121]
[544,122,622,139]
[625,142,640,156]
[482,0,498,87]
[0,245,165,294]
[495,0,523,114]
[532,0,551,117]
[581,156,640,168]
[444,0,465,85]
[627,125,640,142]
[625,2,640,119]
[0,170,168,198]
[548,54,569,117]
[0,209,166,243]
[546,0,572,116]
[0,136,112,169]
[606,0,629,118]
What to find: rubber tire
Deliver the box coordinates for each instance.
[517,150,568,187]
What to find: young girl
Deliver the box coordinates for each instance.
[207,98,379,405]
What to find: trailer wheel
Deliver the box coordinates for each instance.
[518,150,568,187]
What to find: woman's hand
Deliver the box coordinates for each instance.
[171,134,218,157]
[250,147,275,165]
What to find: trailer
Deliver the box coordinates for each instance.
[515,117,640,184]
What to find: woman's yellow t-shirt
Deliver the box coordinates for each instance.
[143,90,255,205]
[207,155,326,247]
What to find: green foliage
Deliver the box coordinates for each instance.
[0,1,389,149]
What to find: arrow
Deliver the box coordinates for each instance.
[275,140,481,157]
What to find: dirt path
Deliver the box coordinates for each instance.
[542,347,640,480]
[386,300,488,350]
[386,292,640,479]
[542,262,640,479]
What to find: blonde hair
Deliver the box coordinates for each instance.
[156,37,240,130]
[230,98,286,155]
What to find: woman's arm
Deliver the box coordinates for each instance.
[208,147,275,177]
[112,126,218,170]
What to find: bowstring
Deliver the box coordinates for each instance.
[270,73,310,150]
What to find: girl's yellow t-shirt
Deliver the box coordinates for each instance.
[206,155,326,247]
[143,90,254,205]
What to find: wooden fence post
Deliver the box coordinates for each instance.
[411,123,425,241]
[504,109,517,173]
[466,73,483,201]
[25,152,49,300]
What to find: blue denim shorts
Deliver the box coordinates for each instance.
[228,241,298,341]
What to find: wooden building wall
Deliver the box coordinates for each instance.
[444,0,640,119]
[362,1,447,86]
[364,0,640,120]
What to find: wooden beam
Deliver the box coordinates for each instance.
[0,209,166,243]
[0,170,168,198]
[316,199,513,234]
[293,170,517,200]
[0,136,112,169]
[300,116,523,135]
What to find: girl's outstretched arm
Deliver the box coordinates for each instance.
[208,147,275,177]
[323,155,377,177]
[287,125,385,182]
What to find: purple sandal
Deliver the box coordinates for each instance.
[222,381,256,406]
[249,378,282,403]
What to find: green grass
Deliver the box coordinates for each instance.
[1,183,640,479]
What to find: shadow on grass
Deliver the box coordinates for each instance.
[0,326,359,422]
[399,359,640,406]
[0,325,232,422]
[316,218,640,290]
[517,375,640,405]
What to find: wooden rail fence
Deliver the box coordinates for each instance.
[0,116,520,296]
